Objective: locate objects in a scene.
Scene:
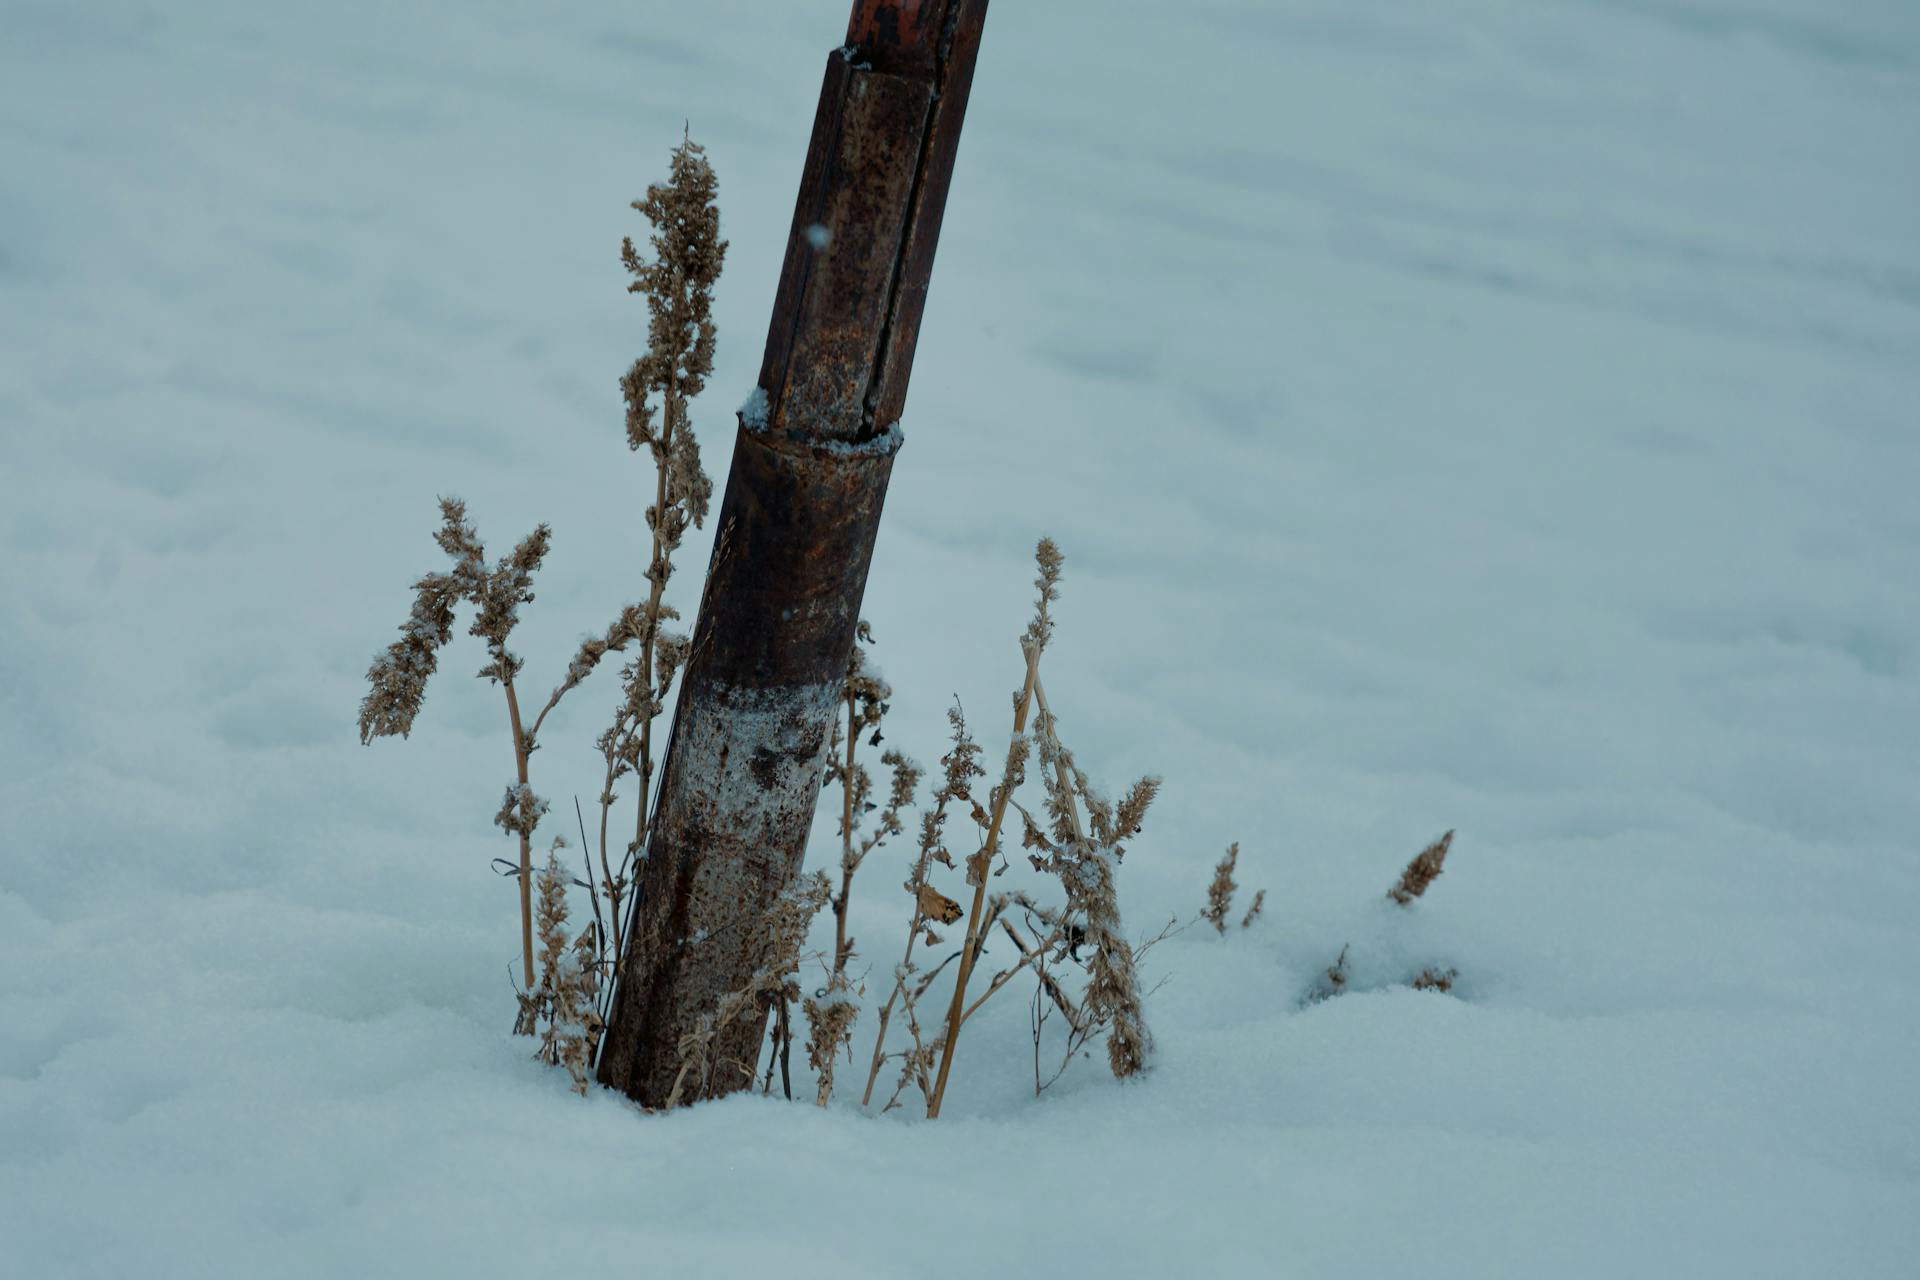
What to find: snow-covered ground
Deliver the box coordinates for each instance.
[4,1,1918,1274]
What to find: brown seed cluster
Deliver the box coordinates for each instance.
[1388,830,1455,906]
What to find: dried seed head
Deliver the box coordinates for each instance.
[1239,888,1266,930]
[494,782,549,840]
[472,523,552,683]
[535,840,572,980]
[1388,830,1455,906]
[432,496,487,586]
[1112,775,1160,843]
[357,570,458,743]
[1024,537,1065,656]
[1203,842,1240,934]
[533,840,602,1094]
[622,134,727,458]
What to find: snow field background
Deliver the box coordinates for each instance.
[2,1,1918,1275]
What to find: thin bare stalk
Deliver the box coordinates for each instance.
[595,755,624,967]
[573,797,608,966]
[861,705,976,1108]
[926,640,1039,1119]
[808,639,913,1107]
[631,402,676,859]
[835,687,857,969]
[859,895,931,1107]
[504,677,535,990]
[813,688,861,1108]
[960,916,1073,1028]
[1029,670,1085,841]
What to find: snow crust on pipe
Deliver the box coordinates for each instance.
[595,676,844,1105]
[738,385,770,432]
[740,386,904,457]
[656,679,845,904]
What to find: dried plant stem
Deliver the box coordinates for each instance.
[1023,658,1158,1082]
[1203,843,1240,933]
[926,641,1040,1119]
[961,917,1074,1029]
[811,691,862,1108]
[834,689,858,969]
[774,999,794,1100]
[592,465,671,919]
[858,900,932,1107]
[594,755,624,967]
[860,963,912,1107]
[1028,669,1084,841]
[631,407,676,858]
[503,676,535,990]
[807,628,915,1108]
[590,410,685,994]
[572,797,608,959]
[802,690,856,1113]
[860,707,975,1109]
[859,1019,891,1106]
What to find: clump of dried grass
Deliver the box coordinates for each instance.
[531,839,603,1093]
[356,135,725,1073]
[802,623,922,1106]
[858,704,980,1111]
[832,540,1168,1118]
[1022,671,1161,1080]
[1202,843,1239,933]
[1200,842,1266,934]
[1323,944,1350,998]
[1239,889,1266,930]
[1312,831,1466,1005]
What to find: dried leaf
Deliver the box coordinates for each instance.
[915,882,963,925]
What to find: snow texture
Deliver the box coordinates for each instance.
[2,1,1918,1277]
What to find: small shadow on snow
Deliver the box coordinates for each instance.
[1037,339,1160,384]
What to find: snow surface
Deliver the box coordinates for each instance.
[3,0,1919,1275]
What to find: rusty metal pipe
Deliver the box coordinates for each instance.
[596,0,989,1107]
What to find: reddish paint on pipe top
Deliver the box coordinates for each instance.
[846,0,936,51]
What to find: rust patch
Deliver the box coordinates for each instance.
[758,62,931,442]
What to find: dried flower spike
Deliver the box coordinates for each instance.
[1239,888,1266,930]
[1203,842,1240,933]
[1388,830,1454,905]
